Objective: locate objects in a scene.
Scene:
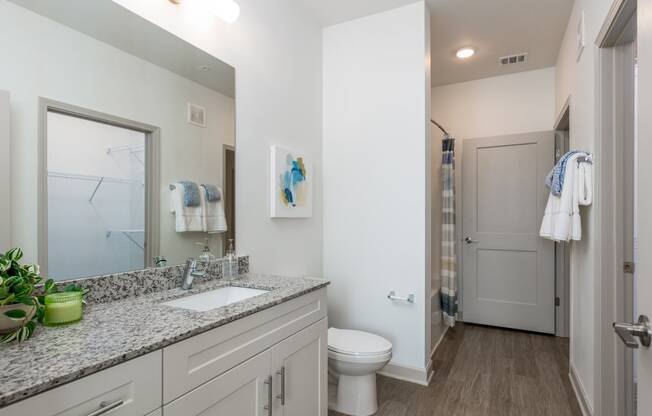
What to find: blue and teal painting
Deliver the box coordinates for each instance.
[279,153,307,208]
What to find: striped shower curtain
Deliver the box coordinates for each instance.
[440,137,458,326]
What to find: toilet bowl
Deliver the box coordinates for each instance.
[328,328,392,416]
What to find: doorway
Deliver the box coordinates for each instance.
[596,1,637,414]
[461,131,556,333]
[38,99,160,279]
[223,144,236,255]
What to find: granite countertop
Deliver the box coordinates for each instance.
[0,273,329,408]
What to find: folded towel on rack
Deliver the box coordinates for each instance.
[201,185,227,233]
[540,152,592,242]
[180,181,201,207]
[200,184,221,202]
[170,183,203,232]
[545,150,581,196]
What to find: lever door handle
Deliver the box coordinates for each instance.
[464,237,478,244]
[613,315,652,348]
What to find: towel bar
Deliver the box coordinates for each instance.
[387,291,415,303]
[577,153,593,166]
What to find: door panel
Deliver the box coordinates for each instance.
[163,350,271,416]
[636,0,652,411]
[462,131,555,333]
[271,318,328,416]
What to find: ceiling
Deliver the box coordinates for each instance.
[10,0,235,98]
[299,0,574,87]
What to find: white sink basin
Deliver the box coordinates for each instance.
[163,286,270,312]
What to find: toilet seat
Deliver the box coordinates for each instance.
[328,349,392,364]
[328,328,392,357]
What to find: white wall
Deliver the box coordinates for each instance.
[323,2,431,375]
[0,90,9,254]
[111,0,324,277]
[430,67,556,315]
[555,1,614,414]
[431,67,556,140]
[0,0,235,269]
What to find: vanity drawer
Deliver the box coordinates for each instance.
[0,351,162,416]
[163,288,326,403]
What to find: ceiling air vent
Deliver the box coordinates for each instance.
[499,53,528,66]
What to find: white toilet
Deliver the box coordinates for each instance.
[328,328,392,416]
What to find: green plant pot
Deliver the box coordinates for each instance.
[0,304,36,334]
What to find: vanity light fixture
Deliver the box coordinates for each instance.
[168,0,240,23]
[456,47,476,59]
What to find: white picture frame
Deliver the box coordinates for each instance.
[270,145,312,218]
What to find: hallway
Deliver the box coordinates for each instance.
[330,323,582,416]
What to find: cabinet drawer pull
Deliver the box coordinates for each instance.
[86,400,124,416]
[275,367,285,405]
[264,375,273,415]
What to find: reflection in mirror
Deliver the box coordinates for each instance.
[1,0,236,280]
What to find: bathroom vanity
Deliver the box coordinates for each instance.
[0,270,329,416]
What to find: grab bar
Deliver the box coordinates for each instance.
[387,291,415,303]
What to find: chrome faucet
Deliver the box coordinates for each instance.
[181,258,207,290]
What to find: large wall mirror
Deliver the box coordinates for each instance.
[0,0,236,280]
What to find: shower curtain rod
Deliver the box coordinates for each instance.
[430,119,451,138]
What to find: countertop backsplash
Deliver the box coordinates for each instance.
[51,255,250,304]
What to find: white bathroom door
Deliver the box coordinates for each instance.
[462,131,555,333]
[634,1,652,411]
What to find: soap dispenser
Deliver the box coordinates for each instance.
[223,238,238,279]
[197,237,216,264]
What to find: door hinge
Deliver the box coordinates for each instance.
[624,262,635,274]
[555,297,560,307]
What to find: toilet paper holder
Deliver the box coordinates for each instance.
[387,291,415,303]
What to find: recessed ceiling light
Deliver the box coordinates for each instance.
[456,47,476,59]
[199,65,210,72]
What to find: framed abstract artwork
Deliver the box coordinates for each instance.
[270,145,312,218]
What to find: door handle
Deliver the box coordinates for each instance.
[613,315,652,348]
[464,237,478,244]
[264,375,273,415]
[276,366,285,405]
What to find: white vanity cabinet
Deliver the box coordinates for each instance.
[164,318,328,416]
[0,351,162,416]
[163,288,328,416]
[0,288,328,416]
[270,319,328,416]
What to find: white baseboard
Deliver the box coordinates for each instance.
[569,363,593,416]
[378,361,430,386]
[430,324,448,357]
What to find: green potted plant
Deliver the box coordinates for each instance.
[0,248,53,343]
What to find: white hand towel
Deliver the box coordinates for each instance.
[170,183,203,232]
[201,185,227,233]
[540,153,587,241]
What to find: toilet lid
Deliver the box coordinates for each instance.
[328,328,392,356]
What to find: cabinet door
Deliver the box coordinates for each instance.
[163,350,272,416]
[271,318,328,416]
[0,351,161,416]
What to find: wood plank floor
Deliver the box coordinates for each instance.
[329,323,582,416]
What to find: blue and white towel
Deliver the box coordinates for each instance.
[201,184,221,202]
[179,181,201,207]
[545,150,580,196]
